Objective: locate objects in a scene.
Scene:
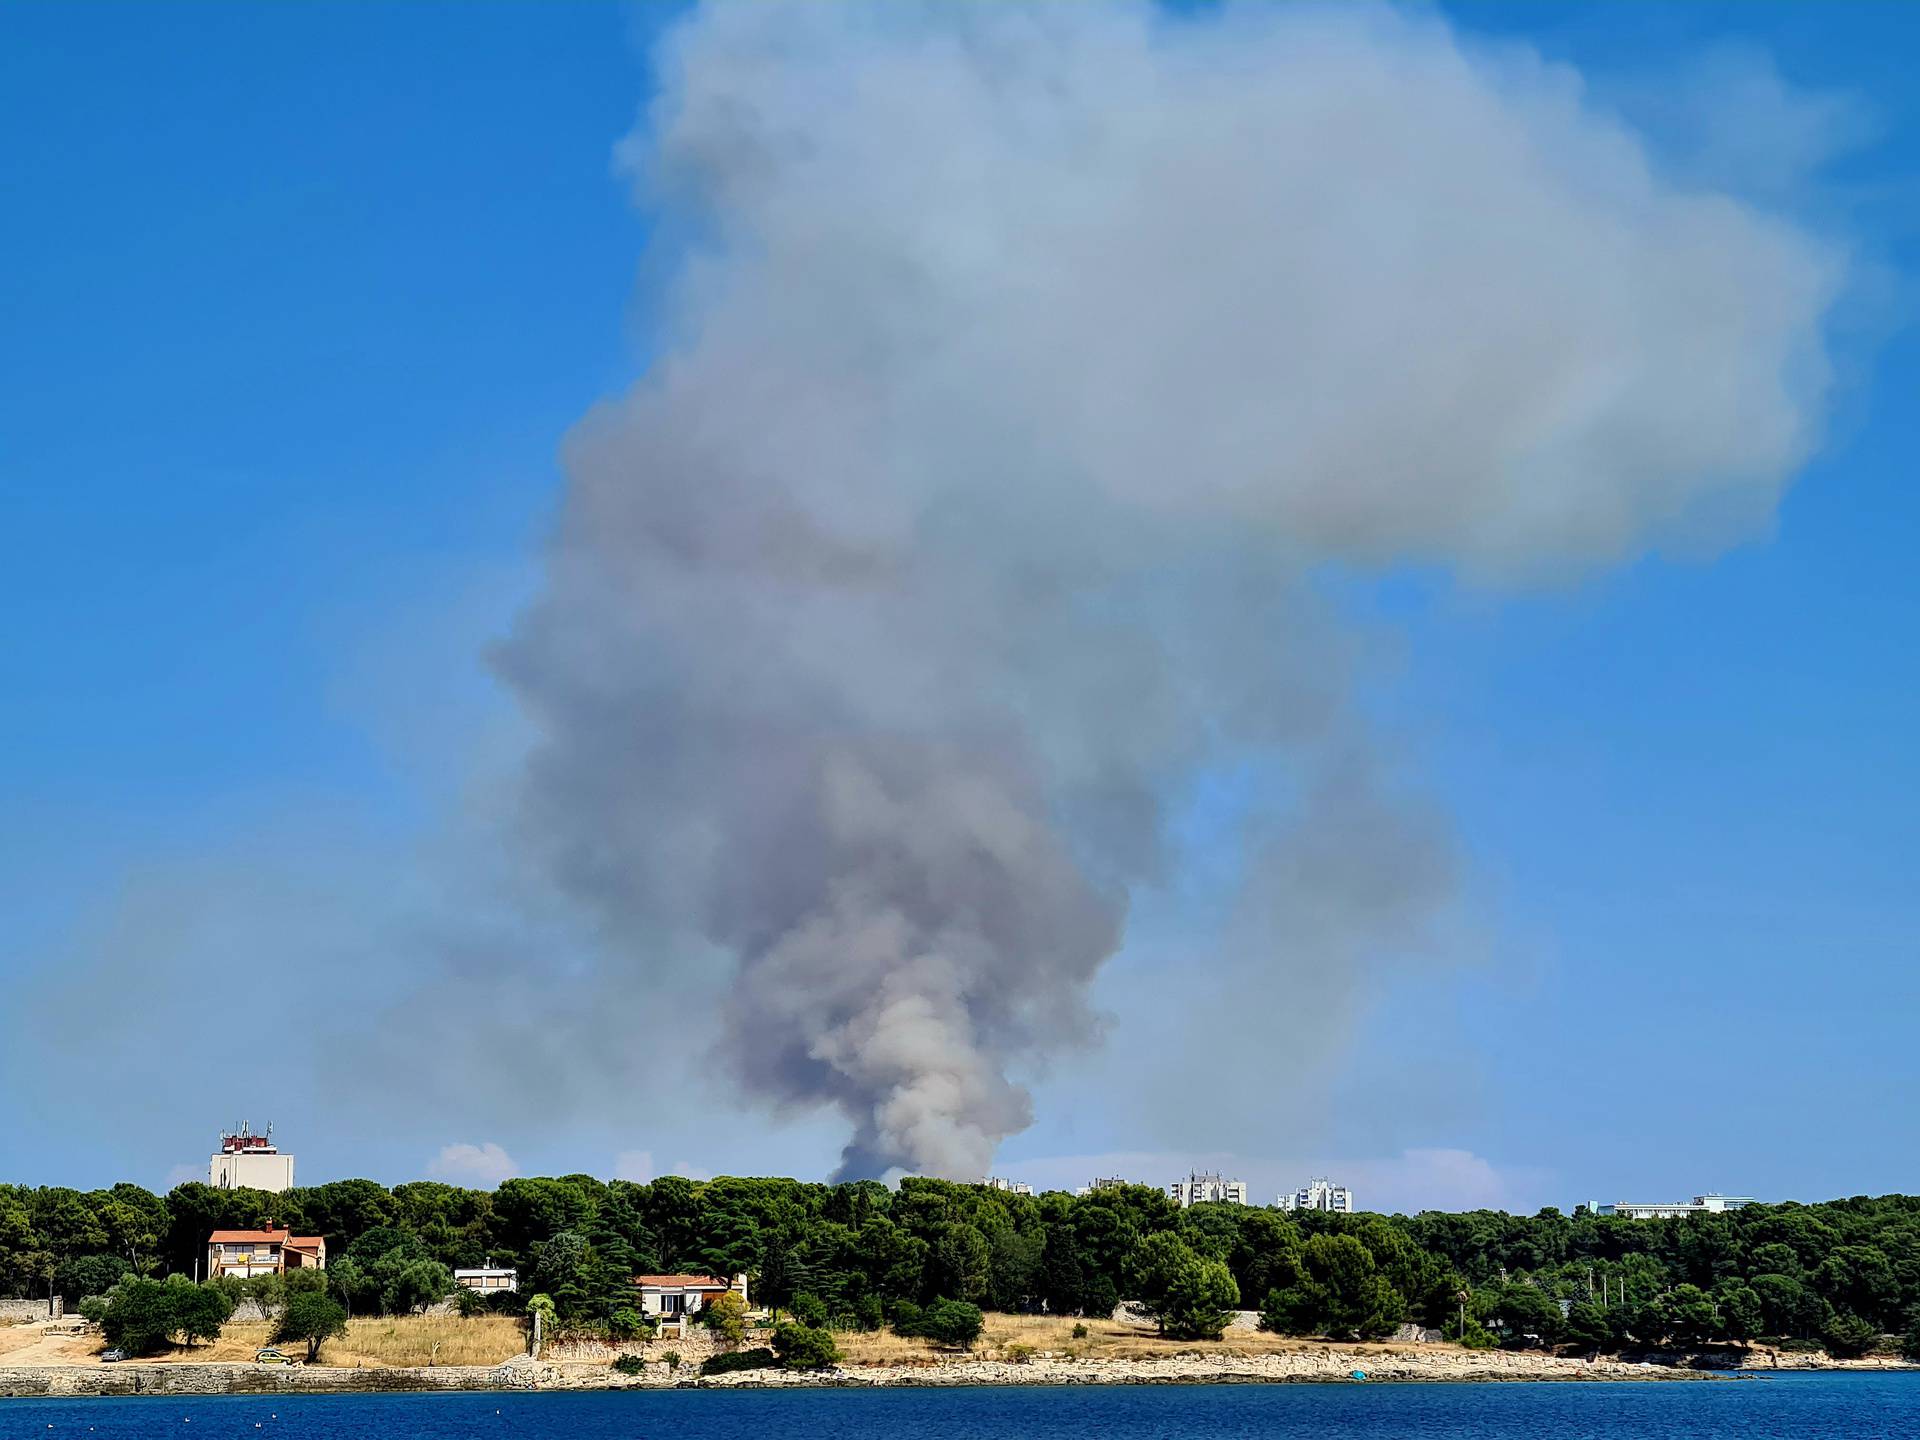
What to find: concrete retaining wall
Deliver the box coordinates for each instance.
[0,1299,60,1325]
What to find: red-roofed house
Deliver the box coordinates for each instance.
[632,1273,747,1326]
[206,1229,327,1279]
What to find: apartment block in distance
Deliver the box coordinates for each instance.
[1277,1178,1354,1213]
[1169,1172,1249,1207]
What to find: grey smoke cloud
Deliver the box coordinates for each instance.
[494,1,1840,1179]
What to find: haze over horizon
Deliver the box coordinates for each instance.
[4,0,1917,1217]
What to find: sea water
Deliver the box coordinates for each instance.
[3,1372,1915,1440]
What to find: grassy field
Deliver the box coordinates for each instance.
[7,1309,1420,1372]
[114,1314,528,1369]
[836,1312,1331,1365]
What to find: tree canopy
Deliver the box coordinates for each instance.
[9,1174,1920,1352]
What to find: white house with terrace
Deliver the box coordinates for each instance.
[632,1273,749,1328]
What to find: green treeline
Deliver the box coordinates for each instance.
[5,1176,1920,1355]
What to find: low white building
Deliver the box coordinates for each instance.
[1075,1177,1133,1196]
[984,1177,1033,1195]
[1169,1172,1248,1207]
[453,1265,518,1294]
[1277,1178,1354,1214]
[1592,1194,1757,1220]
[632,1273,748,1325]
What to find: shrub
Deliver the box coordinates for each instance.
[791,1292,829,1329]
[772,1322,840,1370]
[661,1349,682,1373]
[896,1298,985,1350]
[453,1288,488,1319]
[701,1346,778,1375]
[1822,1313,1879,1359]
[853,1294,886,1332]
[611,1354,647,1376]
[1003,1343,1036,1364]
[608,1306,647,1340]
[1442,1314,1497,1349]
[701,1290,747,1346]
[1071,1323,1089,1340]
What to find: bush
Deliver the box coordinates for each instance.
[661,1349,682,1373]
[701,1346,778,1375]
[611,1354,647,1376]
[772,1322,840,1370]
[453,1288,488,1319]
[1822,1313,1879,1359]
[791,1292,829,1329]
[1442,1314,1498,1349]
[1071,1322,1089,1340]
[608,1306,649,1340]
[701,1290,746,1346]
[853,1294,886,1332]
[896,1298,985,1349]
[1003,1342,1036,1364]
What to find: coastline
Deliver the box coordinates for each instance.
[0,1348,1789,1399]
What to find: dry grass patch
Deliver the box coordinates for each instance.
[326,1314,525,1368]
[124,1314,526,1369]
[836,1313,1318,1367]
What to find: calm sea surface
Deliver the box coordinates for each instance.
[3,1373,1916,1440]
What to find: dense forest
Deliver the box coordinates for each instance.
[4,1175,1919,1356]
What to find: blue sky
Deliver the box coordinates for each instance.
[3,1,1916,1212]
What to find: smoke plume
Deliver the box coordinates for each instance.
[496,1,1838,1179]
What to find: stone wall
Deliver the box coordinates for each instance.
[544,1329,730,1368]
[0,1298,60,1324]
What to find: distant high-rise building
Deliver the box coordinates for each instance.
[1169,1172,1248,1207]
[209,1124,294,1193]
[1277,1178,1353,1213]
[983,1176,1033,1195]
[1075,1176,1133,1196]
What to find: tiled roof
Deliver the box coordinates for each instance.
[209,1229,289,1243]
[284,1237,325,1251]
[633,1274,730,1289]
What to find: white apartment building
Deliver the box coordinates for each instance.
[1277,1178,1354,1213]
[1170,1172,1248,1207]
[209,1125,294,1193]
[983,1177,1034,1195]
[1589,1193,1757,1220]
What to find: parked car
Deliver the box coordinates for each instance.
[254,1348,296,1366]
[100,1348,126,1363]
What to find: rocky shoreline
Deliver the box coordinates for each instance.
[0,1350,1692,1398]
[3,1344,1913,1399]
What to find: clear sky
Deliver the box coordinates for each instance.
[3,1,1916,1213]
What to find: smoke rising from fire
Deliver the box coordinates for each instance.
[494,1,1839,1178]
